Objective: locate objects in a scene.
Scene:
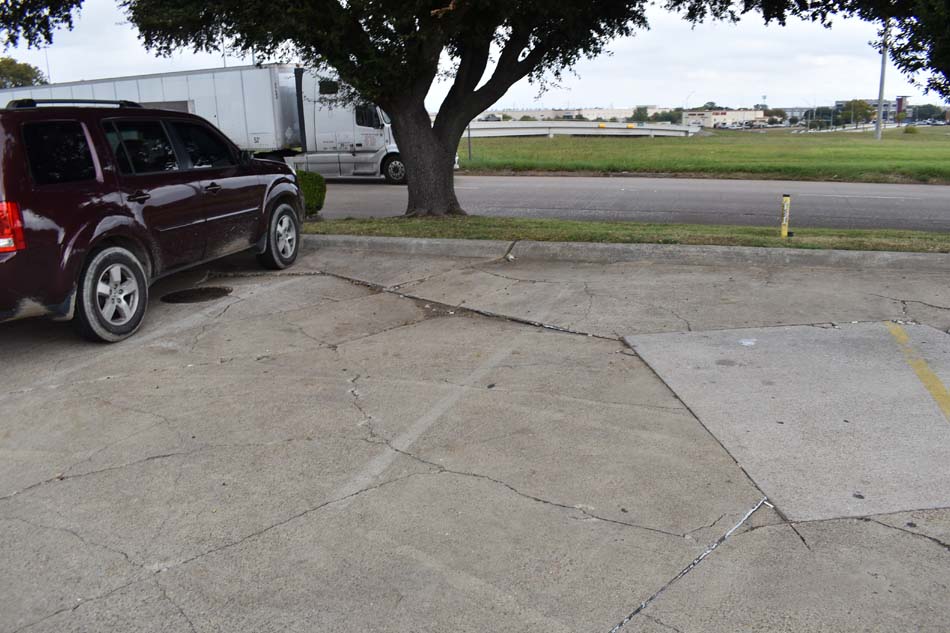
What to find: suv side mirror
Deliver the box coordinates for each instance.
[239,150,254,164]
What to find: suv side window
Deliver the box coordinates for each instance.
[169,121,236,169]
[109,120,179,175]
[22,121,97,186]
[355,104,381,129]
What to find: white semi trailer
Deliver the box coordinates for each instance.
[0,64,408,183]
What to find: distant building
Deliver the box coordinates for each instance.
[474,106,678,122]
[780,107,810,121]
[683,109,764,128]
[835,99,899,122]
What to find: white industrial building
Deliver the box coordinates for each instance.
[683,109,764,128]
[476,105,675,122]
[834,99,900,122]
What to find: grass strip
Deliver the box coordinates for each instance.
[304,216,950,253]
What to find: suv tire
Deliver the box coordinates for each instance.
[74,246,149,343]
[382,155,407,184]
[258,202,300,270]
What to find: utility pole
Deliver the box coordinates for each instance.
[875,20,890,141]
[43,48,52,83]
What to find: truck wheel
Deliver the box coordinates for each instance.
[258,202,300,270]
[73,246,149,343]
[382,155,407,184]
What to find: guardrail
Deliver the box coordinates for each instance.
[465,120,698,138]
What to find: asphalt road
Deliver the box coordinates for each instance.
[323,175,950,231]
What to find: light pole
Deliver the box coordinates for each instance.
[682,90,695,125]
[875,20,890,141]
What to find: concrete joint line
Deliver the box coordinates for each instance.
[864,518,950,552]
[318,268,617,341]
[347,374,687,539]
[606,497,769,633]
[332,288,571,503]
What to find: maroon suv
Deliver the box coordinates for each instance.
[0,99,303,342]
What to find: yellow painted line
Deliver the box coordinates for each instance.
[886,322,950,420]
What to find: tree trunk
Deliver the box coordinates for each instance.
[388,102,466,217]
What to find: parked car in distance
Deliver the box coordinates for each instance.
[0,99,304,342]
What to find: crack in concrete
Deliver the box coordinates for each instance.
[2,517,138,567]
[663,307,693,332]
[313,269,618,341]
[577,282,596,329]
[865,518,950,552]
[788,523,812,551]
[167,472,425,571]
[606,497,769,633]
[472,268,559,284]
[332,315,430,349]
[643,614,685,633]
[145,460,187,564]
[58,398,179,478]
[0,450,197,503]
[868,293,950,317]
[684,513,726,537]
[387,270,451,291]
[346,385,686,540]
[1,436,368,505]
[10,576,144,633]
[155,578,198,633]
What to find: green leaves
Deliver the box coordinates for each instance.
[2,0,947,114]
[1,0,82,48]
[0,56,48,88]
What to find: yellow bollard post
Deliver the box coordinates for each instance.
[780,194,791,239]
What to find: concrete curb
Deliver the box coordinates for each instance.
[303,234,950,271]
[303,234,511,259]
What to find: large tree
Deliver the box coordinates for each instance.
[840,99,876,124]
[0,56,46,88]
[3,1,949,216]
[915,103,947,120]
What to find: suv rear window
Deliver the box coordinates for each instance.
[170,122,236,169]
[22,121,97,186]
[108,120,179,175]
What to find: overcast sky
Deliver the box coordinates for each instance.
[6,0,944,110]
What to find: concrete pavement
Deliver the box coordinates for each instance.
[323,174,950,230]
[2,240,949,632]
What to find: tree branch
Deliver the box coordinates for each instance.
[434,27,549,145]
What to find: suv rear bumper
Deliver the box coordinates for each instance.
[0,252,74,323]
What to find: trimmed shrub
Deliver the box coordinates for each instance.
[903,125,920,134]
[297,170,327,217]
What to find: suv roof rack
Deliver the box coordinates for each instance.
[5,98,143,109]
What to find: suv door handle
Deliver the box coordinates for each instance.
[127,191,151,203]
[205,183,222,194]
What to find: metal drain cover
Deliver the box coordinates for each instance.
[161,287,233,304]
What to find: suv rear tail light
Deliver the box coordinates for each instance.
[0,202,26,252]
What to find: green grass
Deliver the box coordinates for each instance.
[458,126,950,184]
[304,216,950,253]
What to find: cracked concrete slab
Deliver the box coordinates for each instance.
[627,322,950,521]
[156,473,697,633]
[338,318,780,542]
[1,516,146,631]
[5,241,950,632]
[367,257,950,338]
[11,577,198,633]
[623,515,950,633]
